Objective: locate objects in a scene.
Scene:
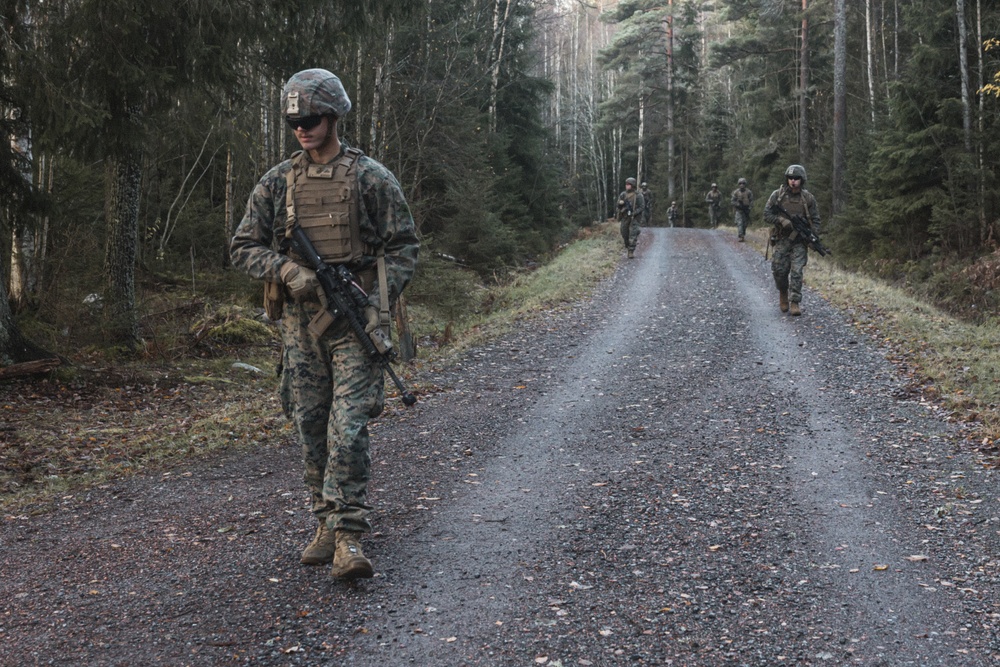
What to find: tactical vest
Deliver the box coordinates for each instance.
[779,192,807,217]
[284,148,367,265]
[776,189,810,239]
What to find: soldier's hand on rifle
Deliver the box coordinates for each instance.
[279,262,319,300]
[363,305,380,334]
[780,217,793,231]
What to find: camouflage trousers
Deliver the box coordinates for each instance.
[620,216,641,250]
[279,300,385,534]
[734,210,750,238]
[771,238,809,303]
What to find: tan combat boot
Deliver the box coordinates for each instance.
[779,289,789,313]
[330,531,374,579]
[789,301,801,316]
[300,523,337,565]
[627,248,634,259]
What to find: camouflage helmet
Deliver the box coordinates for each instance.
[738,177,747,185]
[281,69,351,119]
[625,177,637,187]
[711,182,717,188]
[784,164,807,184]
[641,181,648,188]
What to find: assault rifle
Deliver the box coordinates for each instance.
[618,197,635,218]
[769,203,831,257]
[289,225,417,406]
[735,201,751,217]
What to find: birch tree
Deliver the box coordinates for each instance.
[832,0,848,217]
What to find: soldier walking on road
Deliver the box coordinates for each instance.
[640,182,654,226]
[731,178,754,242]
[666,200,680,228]
[617,177,644,258]
[230,68,419,579]
[705,183,722,228]
[763,164,819,316]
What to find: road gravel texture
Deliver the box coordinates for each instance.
[2,227,998,666]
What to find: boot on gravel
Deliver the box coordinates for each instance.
[779,289,789,313]
[789,301,801,316]
[300,523,336,565]
[330,531,374,579]
[627,248,634,258]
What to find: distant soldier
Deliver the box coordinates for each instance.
[731,177,754,242]
[640,182,654,226]
[704,183,722,228]
[763,164,820,316]
[666,201,680,228]
[616,177,644,258]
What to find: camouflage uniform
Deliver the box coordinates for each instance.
[616,177,644,256]
[666,202,679,228]
[230,70,419,539]
[705,184,722,227]
[731,179,754,241]
[763,165,819,311]
[640,183,654,226]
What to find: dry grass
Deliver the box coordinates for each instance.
[746,226,1000,448]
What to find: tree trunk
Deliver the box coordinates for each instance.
[666,0,675,201]
[224,144,234,269]
[866,0,877,124]
[975,0,988,243]
[832,0,848,218]
[0,265,53,366]
[637,90,645,183]
[489,0,514,134]
[8,124,37,311]
[956,0,972,151]
[799,0,810,163]
[103,139,143,351]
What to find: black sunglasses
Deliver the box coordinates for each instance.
[786,175,802,182]
[286,116,324,131]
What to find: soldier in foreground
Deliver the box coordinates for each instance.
[731,177,754,242]
[230,68,419,579]
[763,164,819,316]
[617,177,644,258]
[704,183,722,228]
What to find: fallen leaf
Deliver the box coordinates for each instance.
[904,555,929,562]
[873,564,888,571]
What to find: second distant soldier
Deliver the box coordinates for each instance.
[731,178,754,241]
[617,177,644,258]
[666,201,680,228]
[705,183,722,228]
[640,182,654,226]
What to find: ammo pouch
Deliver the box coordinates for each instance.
[263,279,285,320]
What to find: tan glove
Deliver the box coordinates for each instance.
[363,305,380,334]
[780,217,793,230]
[279,262,318,300]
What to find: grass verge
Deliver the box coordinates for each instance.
[745,226,1000,454]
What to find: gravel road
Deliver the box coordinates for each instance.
[2,227,998,666]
